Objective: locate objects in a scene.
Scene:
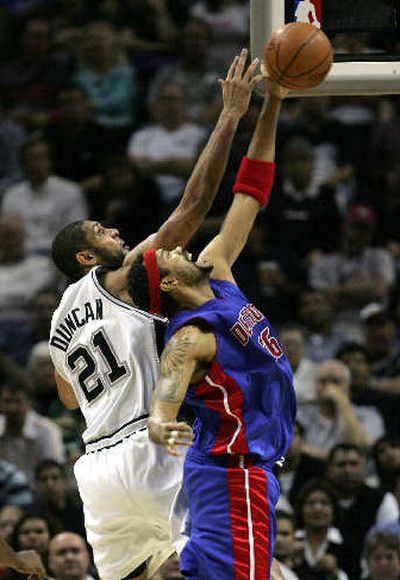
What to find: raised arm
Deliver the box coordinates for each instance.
[148,324,216,454]
[122,49,263,266]
[197,82,287,275]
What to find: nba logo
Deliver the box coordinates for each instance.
[293,0,322,29]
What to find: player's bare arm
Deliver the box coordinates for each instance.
[197,82,288,281]
[148,325,216,455]
[121,49,263,269]
[54,370,79,410]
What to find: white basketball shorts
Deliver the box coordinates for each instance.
[74,429,184,580]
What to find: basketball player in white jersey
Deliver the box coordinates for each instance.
[49,50,263,580]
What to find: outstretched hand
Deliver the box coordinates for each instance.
[148,417,194,456]
[219,48,264,118]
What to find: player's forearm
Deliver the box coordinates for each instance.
[178,109,241,214]
[151,399,181,422]
[247,94,282,161]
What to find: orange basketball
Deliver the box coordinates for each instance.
[264,22,333,90]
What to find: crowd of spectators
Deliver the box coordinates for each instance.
[0,1,399,579]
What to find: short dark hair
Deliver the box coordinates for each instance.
[276,510,295,527]
[295,479,339,528]
[51,221,89,281]
[34,460,66,481]
[328,443,365,464]
[11,513,62,551]
[367,531,400,559]
[336,342,368,361]
[128,255,176,316]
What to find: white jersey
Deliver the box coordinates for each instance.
[49,267,165,449]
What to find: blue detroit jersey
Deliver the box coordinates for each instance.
[165,279,297,464]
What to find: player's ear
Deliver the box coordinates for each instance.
[76,249,97,268]
[160,274,179,294]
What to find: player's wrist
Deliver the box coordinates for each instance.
[232,157,275,207]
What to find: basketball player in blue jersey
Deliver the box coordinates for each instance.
[127,80,296,579]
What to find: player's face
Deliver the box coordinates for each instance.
[83,221,129,268]
[156,246,212,285]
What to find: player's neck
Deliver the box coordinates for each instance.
[176,281,215,309]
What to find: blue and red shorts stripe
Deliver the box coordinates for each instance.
[180,452,280,579]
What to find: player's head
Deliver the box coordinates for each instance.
[128,246,212,316]
[52,220,129,281]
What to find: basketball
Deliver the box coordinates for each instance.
[264,22,333,90]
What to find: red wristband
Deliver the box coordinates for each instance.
[232,157,276,207]
[143,249,162,315]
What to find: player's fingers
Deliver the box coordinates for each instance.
[174,438,193,447]
[233,48,248,78]
[225,56,239,81]
[242,57,260,82]
[165,423,193,434]
[166,444,182,457]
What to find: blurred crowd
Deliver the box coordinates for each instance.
[0,1,399,579]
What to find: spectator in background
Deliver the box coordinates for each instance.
[309,203,396,335]
[0,18,73,130]
[299,288,361,363]
[0,462,33,511]
[360,303,400,436]
[0,381,65,483]
[337,342,395,437]
[29,342,65,419]
[280,325,317,405]
[326,443,399,580]
[266,136,342,264]
[28,340,82,446]
[0,215,53,318]
[0,505,24,542]
[0,287,59,381]
[44,85,109,190]
[277,421,326,510]
[33,461,85,539]
[298,360,376,460]
[148,18,220,124]
[293,479,348,580]
[74,20,137,149]
[372,437,400,494]
[0,100,27,198]
[189,0,250,74]
[274,511,299,580]
[1,137,88,256]
[48,532,94,580]
[11,513,61,574]
[365,531,400,580]
[127,80,206,212]
[95,156,161,248]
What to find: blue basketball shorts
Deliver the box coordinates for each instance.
[179,453,280,579]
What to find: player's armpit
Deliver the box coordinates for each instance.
[54,371,79,410]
